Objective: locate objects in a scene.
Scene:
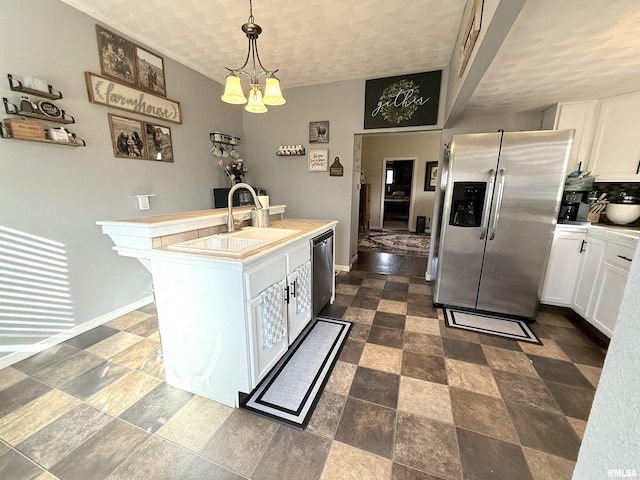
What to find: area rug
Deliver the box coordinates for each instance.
[444,308,541,344]
[358,230,430,256]
[241,317,351,429]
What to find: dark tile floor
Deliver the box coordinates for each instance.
[0,254,605,479]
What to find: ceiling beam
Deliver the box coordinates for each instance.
[445,0,527,127]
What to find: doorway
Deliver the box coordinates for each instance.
[381,158,415,231]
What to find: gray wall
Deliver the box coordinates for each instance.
[572,243,640,479]
[242,80,365,268]
[0,0,242,360]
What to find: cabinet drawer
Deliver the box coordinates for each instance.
[286,241,311,272]
[245,255,287,299]
[603,242,635,270]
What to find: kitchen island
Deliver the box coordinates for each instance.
[99,208,337,407]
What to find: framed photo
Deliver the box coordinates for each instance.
[108,114,145,159]
[308,149,329,172]
[145,122,174,162]
[309,121,329,143]
[136,46,166,96]
[425,161,438,191]
[96,26,136,85]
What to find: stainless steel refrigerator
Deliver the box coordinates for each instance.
[433,130,573,319]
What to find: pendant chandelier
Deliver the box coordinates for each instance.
[221,0,286,113]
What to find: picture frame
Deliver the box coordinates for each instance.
[85,72,182,124]
[309,121,329,143]
[425,161,438,191]
[364,71,442,129]
[96,26,137,85]
[308,148,329,172]
[458,0,484,77]
[108,113,145,159]
[136,46,167,96]
[144,122,174,162]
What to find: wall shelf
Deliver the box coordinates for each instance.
[210,131,240,146]
[0,122,86,147]
[276,145,305,156]
[276,150,305,156]
[7,74,63,100]
[3,98,75,124]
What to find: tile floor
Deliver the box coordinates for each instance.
[0,264,606,479]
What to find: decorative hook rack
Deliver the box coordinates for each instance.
[210,132,241,146]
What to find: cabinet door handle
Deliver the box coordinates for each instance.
[637,159,640,175]
[617,255,633,262]
[579,240,587,253]
[284,285,290,304]
[291,280,297,298]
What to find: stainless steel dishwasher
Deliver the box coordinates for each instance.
[312,230,334,316]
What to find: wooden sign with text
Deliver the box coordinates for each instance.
[364,70,441,129]
[85,72,182,124]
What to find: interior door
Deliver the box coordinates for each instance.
[434,133,501,309]
[476,130,572,318]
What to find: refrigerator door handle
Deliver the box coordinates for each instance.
[488,168,506,241]
[479,169,496,239]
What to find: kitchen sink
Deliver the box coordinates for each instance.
[167,227,301,256]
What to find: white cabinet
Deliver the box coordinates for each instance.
[541,230,586,306]
[285,243,312,345]
[542,101,598,175]
[245,239,313,385]
[543,226,637,339]
[588,91,640,181]
[246,255,289,384]
[572,236,606,318]
[587,241,635,337]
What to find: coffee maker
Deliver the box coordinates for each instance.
[558,190,592,223]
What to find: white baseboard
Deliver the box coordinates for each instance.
[335,263,350,272]
[0,295,154,370]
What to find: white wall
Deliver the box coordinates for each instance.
[0,0,242,361]
[443,110,544,142]
[572,243,640,479]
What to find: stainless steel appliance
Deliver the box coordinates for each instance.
[312,230,334,316]
[434,130,573,319]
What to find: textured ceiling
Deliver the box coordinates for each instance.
[466,0,640,114]
[58,0,467,89]
[59,0,640,116]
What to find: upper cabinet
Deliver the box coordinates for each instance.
[588,91,640,182]
[542,101,598,175]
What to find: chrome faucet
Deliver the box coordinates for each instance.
[227,183,264,232]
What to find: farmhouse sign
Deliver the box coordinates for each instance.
[364,70,441,129]
[85,72,182,124]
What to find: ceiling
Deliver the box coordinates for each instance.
[59,0,640,117]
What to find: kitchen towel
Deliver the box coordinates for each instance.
[261,283,286,348]
[295,263,312,315]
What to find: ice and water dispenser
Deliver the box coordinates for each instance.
[449,182,486,227]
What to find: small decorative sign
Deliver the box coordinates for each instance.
[308,149,328,172]
[329,157,344,177]
[85,72,182,124]
[38,101,62,118]
[364,70,441,129]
